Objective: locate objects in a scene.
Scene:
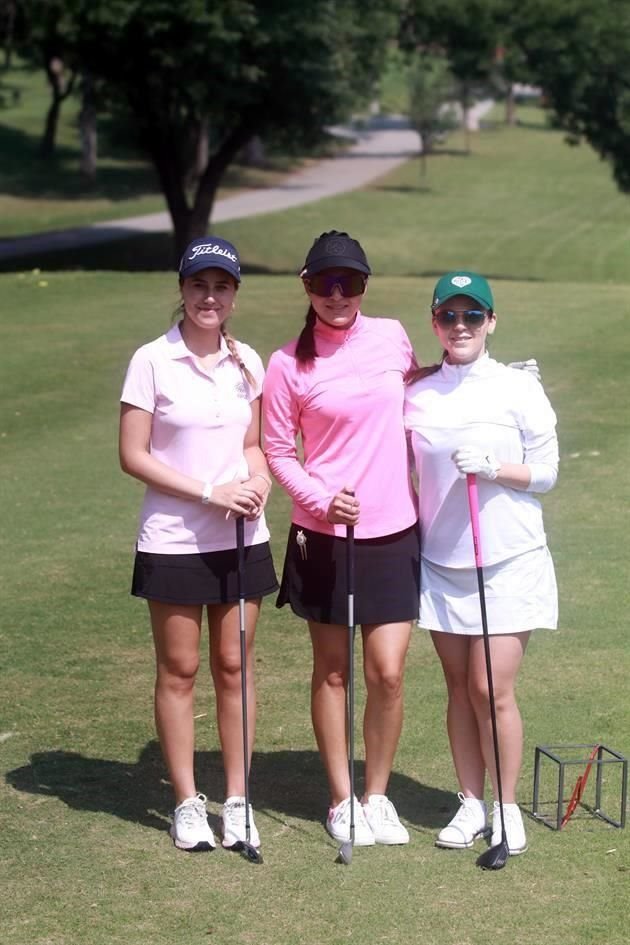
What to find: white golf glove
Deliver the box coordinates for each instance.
[507,358,541,382]
[451,446,501,480]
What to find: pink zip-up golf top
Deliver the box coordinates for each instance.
[263,313,419,538]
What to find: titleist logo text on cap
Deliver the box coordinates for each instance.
[189,243,238,263]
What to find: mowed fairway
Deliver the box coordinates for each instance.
[1,111,629,945]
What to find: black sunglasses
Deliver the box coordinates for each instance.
[305,272,367,297]
[433,309,489,327]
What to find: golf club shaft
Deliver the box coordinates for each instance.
[466,475,507,842]
[346,522,355,843]
[236,516,251,842]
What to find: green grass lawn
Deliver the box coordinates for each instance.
[1,110,630,945]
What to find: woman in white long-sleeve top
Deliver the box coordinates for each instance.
[404,271,559,857]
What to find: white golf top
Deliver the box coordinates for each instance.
[404,354,558,568]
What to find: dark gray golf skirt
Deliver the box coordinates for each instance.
[276,523,420,625]
[131,543,278,606]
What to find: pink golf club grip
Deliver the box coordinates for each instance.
[466,473,483,568]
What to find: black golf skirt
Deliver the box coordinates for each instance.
[131,543,278,606]
[276,523,420,625]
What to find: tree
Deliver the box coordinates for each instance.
[1,0,18,69]
[408,53,458,172]
[401,0,502,150]
[512,0,630,193]
[50,0,402,255]
[16,1,81,157]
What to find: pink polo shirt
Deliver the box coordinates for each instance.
[263,313,419,538]
[121,323,270,553]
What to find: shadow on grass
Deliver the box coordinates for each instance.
[372,184,433,194]
[6,741,455,835]
[0,232,283,275]
[0,121,159,200]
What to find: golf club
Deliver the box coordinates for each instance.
[466,473,510,871]
[233,515,263,864]
[337,515,356,866]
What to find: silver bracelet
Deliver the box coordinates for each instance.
[201,482,214,505]
[251,473,272,489]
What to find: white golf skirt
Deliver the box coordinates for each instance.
[418,546,558,635]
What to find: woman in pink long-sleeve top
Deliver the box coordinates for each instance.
[263,231,419,847]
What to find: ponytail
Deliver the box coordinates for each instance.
[406,351,447,384]
[295,304,318,365]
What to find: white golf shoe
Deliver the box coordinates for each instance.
[326,796,375,846]
[221,796,261,849]
[435,792,489,849]
[362,794,410,844]
[169,793,215,851]
[491,802,528,854]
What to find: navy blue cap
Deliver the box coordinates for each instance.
[178,237,241,282]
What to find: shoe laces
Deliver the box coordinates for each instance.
[330,797,365,826]
[224,798,251,824]
[451,792,482,825]
[177,794,207,827]
[369,796,399,825]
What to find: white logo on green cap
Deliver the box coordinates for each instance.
[451,275,472,288]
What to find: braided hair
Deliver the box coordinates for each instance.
[220,323,255,388]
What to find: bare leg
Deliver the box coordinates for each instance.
[149,601,202,805]
[430,632,485,799]
[309,621,350,807]
[208,600,261,799]
[361,622,411,799]
[468,632,530,803]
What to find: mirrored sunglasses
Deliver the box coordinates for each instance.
[433,309,489,327]
[305,272,367,297]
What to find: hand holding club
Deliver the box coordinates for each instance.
[327,486,360,525]
[452,446,501,481]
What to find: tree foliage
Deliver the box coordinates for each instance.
[408,53,458,165]
[513,0,630,193]
[16,0,403,252]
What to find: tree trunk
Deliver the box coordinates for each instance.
[185,116,209,192]
[505,83,517,126]
[144,115,257,260]
[79,72,97,179]
[460,83,471,154]
[150,145,193,264]
[40,58,75,159]
[40,97,62,158]
[194,116,209,180]
[3,1,16,70]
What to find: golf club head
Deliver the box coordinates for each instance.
[476,840,509,871]
[232,840,263,864]
[336,840,353,865]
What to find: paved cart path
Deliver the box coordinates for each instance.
[0,121,420,262]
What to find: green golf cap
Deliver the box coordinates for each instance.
[432,271,494,310]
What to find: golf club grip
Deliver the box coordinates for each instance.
[346,525,354,599]
[236,515,245,588]
[466,474,483,568]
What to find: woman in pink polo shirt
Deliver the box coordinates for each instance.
[119,237,277,853]
[263,231,419,846]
